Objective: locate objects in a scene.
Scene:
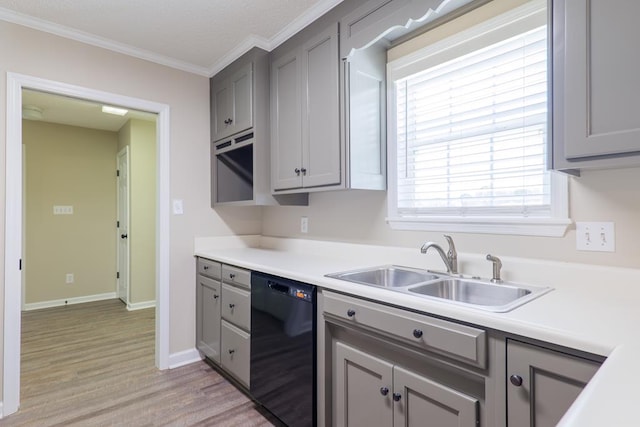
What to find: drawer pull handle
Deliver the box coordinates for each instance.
[393,392,402,402]
[413,329,423,339]
[229,273,236,279]
[203,265,209,270]
[229,349,235,355]
[510,374,523,387]
[380,387,389,396]
[347,309,356,318]
[213,294,219,300]
[229,303,235,309]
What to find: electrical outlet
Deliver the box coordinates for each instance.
[576,222,615,252]
[300,216,309,233]
[66,273,74,284]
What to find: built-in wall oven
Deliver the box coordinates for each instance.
[250,271,316,427]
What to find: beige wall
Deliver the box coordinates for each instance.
[118,119,157,305]
[262,168,640,269]
[23,121,118,304]
[0,20,263,398]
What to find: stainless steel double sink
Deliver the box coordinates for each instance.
[325,265,552,312]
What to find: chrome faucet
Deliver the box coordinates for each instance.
[420,235,458,275]
[486,254,503,283]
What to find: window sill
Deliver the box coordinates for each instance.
[387,216,572,237]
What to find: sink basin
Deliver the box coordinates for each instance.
[408,279,532,307]
[326,265,439,288]
[326,265,552,312]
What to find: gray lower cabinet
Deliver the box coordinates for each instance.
[196,258,222,363]
[196,276,222,363]
[196,257,251,388]
[506,339,601,427]
[334,341,478,427]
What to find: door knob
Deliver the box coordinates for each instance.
[121,234,128,239]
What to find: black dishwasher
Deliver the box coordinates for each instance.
[250,271,316,427]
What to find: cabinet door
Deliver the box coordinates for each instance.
[507,340,600,427]
[562,0,640,159]
[230,62,253,136]
[212,63,253,141]
[271,50,303,190]
[393,366,478,427]
[334,341,393,427]
[196,275,221,363]
[212,81,232,141]
[301,23,341,188]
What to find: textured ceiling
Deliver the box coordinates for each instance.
[0,0,342,76]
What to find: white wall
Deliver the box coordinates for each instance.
[262,167,640,270]
[0,20,263,400]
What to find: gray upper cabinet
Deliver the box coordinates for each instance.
[271,23,341,192]
[212,62,253,142]
[506,339,601,427]
[552,0,640,171]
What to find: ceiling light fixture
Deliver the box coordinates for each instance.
[22,105,44,120]
[102,105,128,116]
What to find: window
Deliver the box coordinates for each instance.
[387,0,570,236]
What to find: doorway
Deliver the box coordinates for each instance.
[4,73,171,417]
[117,147,130,304]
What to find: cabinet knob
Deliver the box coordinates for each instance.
[229,273,236,279]
[213,294,219,300]
[229,303,235,309]
[203,265,209,270]
[380,387,389,396]
[393,392,402,402]
[300,167,307,175]
[347,309,356,318]
[510,374,523,387]
[229,349,235,355]
[412,329,423,339]
[295,168,301,175]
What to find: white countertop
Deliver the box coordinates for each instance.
[194,235,640,426]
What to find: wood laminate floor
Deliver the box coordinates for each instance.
[1,299,274,427]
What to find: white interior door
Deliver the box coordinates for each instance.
[117,147,130,304]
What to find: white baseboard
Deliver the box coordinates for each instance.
[0,400,4,418]
[169,348,202,369]
[126,300,156,311]
[23,292,117,311]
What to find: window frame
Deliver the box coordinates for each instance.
[385,0,571,237]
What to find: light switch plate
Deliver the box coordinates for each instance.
[300,216,308,233]
[53,205,73,215]
[576,222,615,252]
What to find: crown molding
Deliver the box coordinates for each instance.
[207,0,344,76]
[0,6,214,77]
[0,0,344,79]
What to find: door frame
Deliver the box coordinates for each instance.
[4,72,172,416]
[116,146,131,305]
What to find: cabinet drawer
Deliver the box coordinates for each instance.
[221,320,250,388]
[222,264,251,289]
[197,258,221,279]
[323,291,486,368]
[221,283,251,331]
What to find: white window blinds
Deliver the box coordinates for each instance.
[394,20,550,218]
